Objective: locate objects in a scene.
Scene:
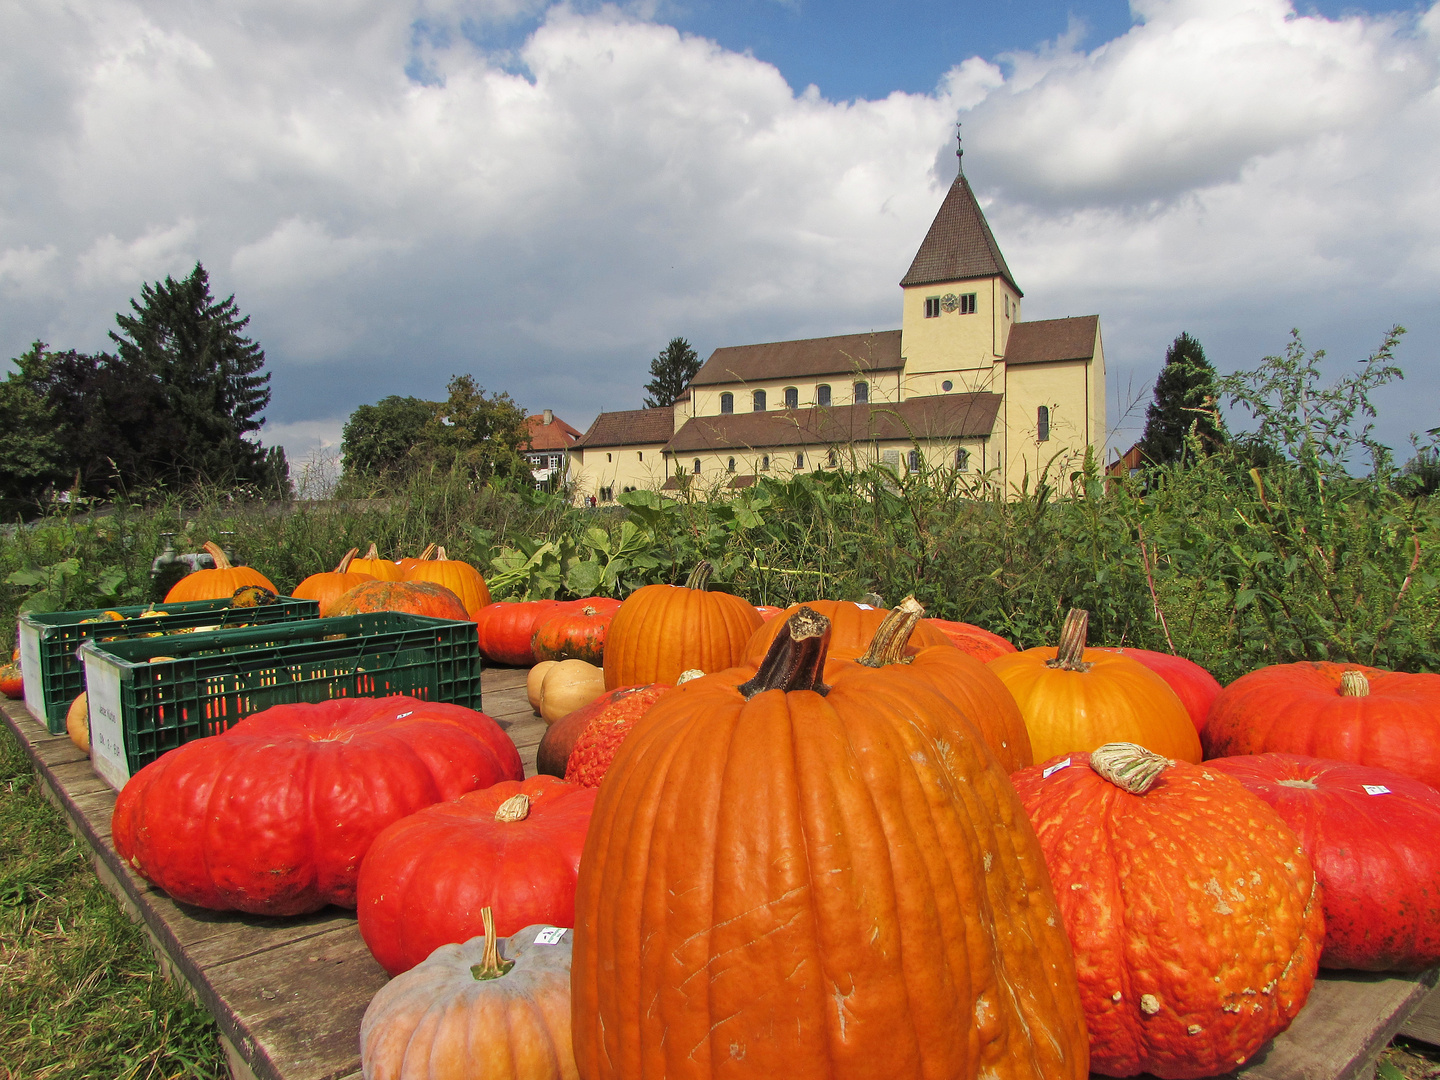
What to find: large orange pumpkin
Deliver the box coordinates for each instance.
[925,617,1018,661]
[601,562,762,689]
[1011,743,1324,1078]
[404,546,492,616]
[988,609,1201,763]
[1202,662,1440,790]
[290,548,375,616]
[739,597,952,666]
[163,542,277,603]
[349,543,404,581]
[329,579,470,622]
[572,607,1089,1080]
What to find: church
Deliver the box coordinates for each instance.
[569,148,1105,501]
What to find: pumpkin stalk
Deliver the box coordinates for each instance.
[1047,608,1093,672]
[856,595,925,667]
[202,541,233,570]
[335,547,359,574]
[1339,670,1370,698]
[684,561,715,591]
[470,907,515,981]
[1089,742,1172,794]
[494,794,531,822]
[739,607,832,700]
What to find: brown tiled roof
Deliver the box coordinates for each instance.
[665,393,1002,453]
[900,173,1020,295]
[691,331,903,387]
[1003,316,1099,366]
[575,407,676,449]
[526,413,583,451]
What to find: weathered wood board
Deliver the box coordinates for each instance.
[3,672,1436,1080]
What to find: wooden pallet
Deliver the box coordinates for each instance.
[2,681,1435,1080]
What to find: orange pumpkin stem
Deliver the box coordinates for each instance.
[1339,670,1370,697]
[363,543,383,561]
[684,561,715,591]
[1047,608,1093,672]
[857,595,925,667]
[494,793,531,822]
[738,606,832,700]
[416,543,437,562]
[471,907,515,981]
[202,541,233,570]
[1089,742,1171,794]
[334,547,359,574]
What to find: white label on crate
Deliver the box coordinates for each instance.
[1362,784,1391,796]
[1042,757,1072,779]
[18,621,45,723]
[83,654,130,791]
[533,926,567,945]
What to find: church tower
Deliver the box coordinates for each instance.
[898,139,1023,400]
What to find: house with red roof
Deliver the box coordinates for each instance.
[524,409,583,489]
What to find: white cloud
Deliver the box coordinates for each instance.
[1,0,1436,468]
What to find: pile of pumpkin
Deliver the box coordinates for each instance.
[67,547,1440,1080]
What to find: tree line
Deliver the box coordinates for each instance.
[0,264,287,515]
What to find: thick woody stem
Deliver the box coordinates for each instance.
[1339,670,1370,697]
[738,607,832,699]
[334,547,359,574]
[685,561,715,591]
[857,596,926,667]
[1089,742,1172,794]
[1046,608,1092,672]
[470,907,515,981]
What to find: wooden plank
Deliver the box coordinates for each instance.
[1400,980,1440,1047]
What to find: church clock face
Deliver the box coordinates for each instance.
[940,293,960,313]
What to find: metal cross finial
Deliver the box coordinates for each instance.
[955,122,964,172]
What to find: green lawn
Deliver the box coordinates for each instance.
[0,724,225,1080]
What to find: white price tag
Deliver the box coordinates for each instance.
[18,621,45,723]
[1042,757,1072,779]
[1362,784,1391,796]
[82,653,131,791]
[855,604,874,610]
[533,926,567,945]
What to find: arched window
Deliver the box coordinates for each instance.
[784,386,798,410]
[795,452,804,469]
[692,458,701,475]
[727,457,736,473]
[720,392,733,414]
[908,449,921,472]
[854,381,869,405]
[955,447,970,471]
[1037,405,1050,442]
[753,389,766,412]
[761,454,770,471]
[817,384,831,407]
[827,448,838,467]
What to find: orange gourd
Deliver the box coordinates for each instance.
[572,607,1089,1080]
[601,562,761,689]
[988,609,1201,763]
[404,546,492,616]
[290,548,375,616]
[163,542,277,603]
[349,543,404,582]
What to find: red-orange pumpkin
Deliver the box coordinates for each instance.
[0,649,21,699]
[925,617,1018,661]
[349,543,404,581]
[1202,662,1440,791]
[563,683,673,787]
[290,547,375,616]
[1011,743,1324,1078]
[739,597,952,666]
[1095,647,1221,735]
[329,579,470,621]
[532,604,612,665]
[357,775,597,976]
[112,696,522,915]
[1207,753,1440,972]
[163,541,278,603]
[474,600,561,666]
[572,607,1089,1080]
[536,682,670,779]
[404,545,492,616]
[601,562,762,689]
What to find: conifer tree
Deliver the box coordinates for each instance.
[1138,332,1227,466]
[642,337,701,408]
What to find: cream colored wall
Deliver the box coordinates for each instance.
[688,371,903,419]
[571,445,672,502]
[899,277,1021,379]
[1001,358,1096,492]
[1089,326,1107,462]
[669,436,991,486]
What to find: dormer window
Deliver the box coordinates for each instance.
[784,386,798,410]
[753,389,766,412]
[817,384,831,407]
[720,392,733,414]
[854,381,868,405]
[925,297,941,319]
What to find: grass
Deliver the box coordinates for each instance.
[0,724,225,1080]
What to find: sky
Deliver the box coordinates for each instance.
[3,0,1437,486]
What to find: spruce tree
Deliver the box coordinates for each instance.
[1137,332,1227,466]
[109,263,273,487]
[642,337,702,408]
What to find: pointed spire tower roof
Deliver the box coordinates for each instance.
[900,138,1021,296]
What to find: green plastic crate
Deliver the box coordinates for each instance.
[78,612,483,789]
[18,598,322,734]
